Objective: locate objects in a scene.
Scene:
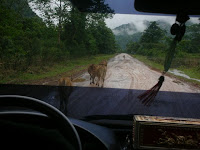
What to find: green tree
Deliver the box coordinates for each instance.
[185,24,200,53]
[91,21,116,54]
[30,0,72,44]
[140,21,165,43]
[126,42,140,54]
[63,7,87,56]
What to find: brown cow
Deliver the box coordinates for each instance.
[99,60,108,72]
[88,64,99,84]
[99,60,107,67]
[96,65,107,87]
[58,76,73,114]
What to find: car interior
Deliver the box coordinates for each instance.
[1,0,200,150]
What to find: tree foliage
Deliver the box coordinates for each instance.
[140,21,165,43]
[126,20,200,57]
[0,0,117,72]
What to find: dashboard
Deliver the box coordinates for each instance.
[0,95,134,150]
[0,111,133,150]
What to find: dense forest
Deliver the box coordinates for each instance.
[0,0,117,73]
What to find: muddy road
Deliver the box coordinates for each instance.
[67,53,200,119]
[74,53,199,93]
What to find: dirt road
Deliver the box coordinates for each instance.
[73,53,199,93]
[67,53,200,119]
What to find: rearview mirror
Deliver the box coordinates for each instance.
[70,0,200,16]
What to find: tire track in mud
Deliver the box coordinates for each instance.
[100,55,144,114]
[108,59,148,115]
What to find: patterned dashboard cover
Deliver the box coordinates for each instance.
[133,115,200,149]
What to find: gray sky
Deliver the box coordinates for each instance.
[29,1,199,32]
[105,14,199,31]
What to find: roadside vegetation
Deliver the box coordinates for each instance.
[1,54,114,84]
[126,21,200,86]
[0,0,118,84]
[133,55,200,87]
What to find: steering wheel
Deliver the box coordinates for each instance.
[0,95,82,150]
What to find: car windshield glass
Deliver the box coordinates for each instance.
[0,0,200,120]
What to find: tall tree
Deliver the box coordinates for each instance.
[30,0,72,44]
[140,21,165,43]
[182,23,200,53]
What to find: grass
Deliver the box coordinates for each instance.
[133,55,164,71]
[178,67,200,80]
[133,54,200,87]
[0,54,115,84]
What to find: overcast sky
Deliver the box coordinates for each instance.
[105,14,199,31]
[104,0,199,31]
[29,1,199,32]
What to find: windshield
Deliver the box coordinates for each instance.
[0,0,200,120]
